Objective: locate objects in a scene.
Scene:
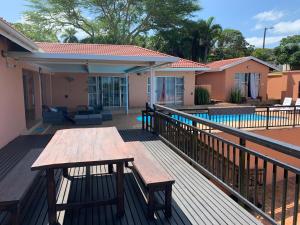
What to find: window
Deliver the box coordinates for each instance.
[147,76,184,105]
[88,76,127,107]
[147,77,151,102]
[234,73,261,98]
[175,77,184,104]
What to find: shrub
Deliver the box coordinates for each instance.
[229,88,242,103]
[195,87,210,105]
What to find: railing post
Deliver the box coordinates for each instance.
[145,103,149,132]
[266,107,270,130]
[142,110,145,130]
[293,105,296,127]
[238,114,241,129]
[239,138,246,200]
[153,104,157,134]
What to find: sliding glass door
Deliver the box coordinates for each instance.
[234,73,260,99]
[148,76,184,105]
[88,76,127,107]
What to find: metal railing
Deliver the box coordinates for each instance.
[142,104,300,225]
[173,105,300,130]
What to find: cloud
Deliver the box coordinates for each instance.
[253,10,284,22]
[273,19,300,34]
[246,36,284,48]
[253,24,264,30]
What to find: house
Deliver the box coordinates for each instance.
[267,70,300,101]
[0,17,206,148]
[196,56,278,101]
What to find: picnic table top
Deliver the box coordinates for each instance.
[31,127,134,170]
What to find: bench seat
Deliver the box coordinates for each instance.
[125,141,175,218]
[0,148,43,225]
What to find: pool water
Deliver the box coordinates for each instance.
[136,113,279,124]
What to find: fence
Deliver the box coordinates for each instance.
[142,103,300,225]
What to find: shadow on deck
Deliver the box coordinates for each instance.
[0,130,260,225]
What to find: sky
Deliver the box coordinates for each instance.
[0,0,299,48]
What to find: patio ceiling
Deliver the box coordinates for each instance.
[7,51,179,74]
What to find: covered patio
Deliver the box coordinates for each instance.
[8,46,179,115]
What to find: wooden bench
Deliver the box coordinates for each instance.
[0,148,43,225]
[125,141,175,219]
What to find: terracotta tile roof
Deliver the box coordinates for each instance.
[36,42,169,57]
[206,57,246,70]
[36,42,206,68]
[170,58,206,68]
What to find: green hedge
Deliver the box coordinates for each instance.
[195,87,210,105]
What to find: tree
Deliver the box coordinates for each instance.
[147,18,221,62]
[13,22,58,42]
[61,28,79,43]
[251,48,275,62]
[23,0,200,44]
[197,17,222,62]
[213,29,254,60]
[274,35,300,70]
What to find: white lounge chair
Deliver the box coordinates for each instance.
[270,97,292,111]
[295,98,300,110]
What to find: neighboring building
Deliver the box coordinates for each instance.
[267,71,300,101]
[196,56,278,101]
[0,17,206,148]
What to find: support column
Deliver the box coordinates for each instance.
[150,66,156,107]
[125,73,129,114]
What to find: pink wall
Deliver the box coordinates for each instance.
[224,60,269,100]
[196,60,270,101]
[267,71,300,101]
[49,71,196,109]
[51,73,88,110]
[196,71,226,100]
[0,37,26,148]
[129,71,195,107]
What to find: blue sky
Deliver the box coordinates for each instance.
[1,0,299,48]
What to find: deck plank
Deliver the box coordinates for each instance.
[0,131,261,225]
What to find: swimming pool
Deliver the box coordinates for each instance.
[136,113,280,124]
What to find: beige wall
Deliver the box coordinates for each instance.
[50,71,196,109]
[267,71,300,101]
[0,37,26,148]
[196,60,270,101]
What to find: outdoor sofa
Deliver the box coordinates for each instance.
[42,106,68,124]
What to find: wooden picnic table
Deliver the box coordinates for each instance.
[31,127,134,225]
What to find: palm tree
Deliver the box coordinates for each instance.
[61,28,79,43]
[197,17,222,62]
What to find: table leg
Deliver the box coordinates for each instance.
[116,162,124,217]
[46,169,59,225]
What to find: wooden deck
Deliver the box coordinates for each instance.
[0,130,261,225]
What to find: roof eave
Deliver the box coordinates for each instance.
[157,67,210,72]
[217,56,280,71]
[0,20,38,52]
[7,51,179,64]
